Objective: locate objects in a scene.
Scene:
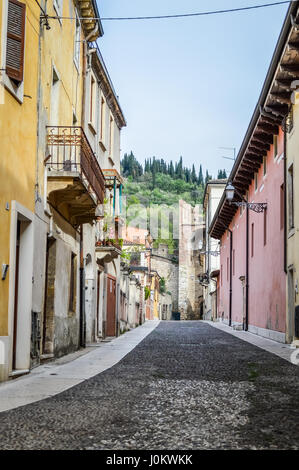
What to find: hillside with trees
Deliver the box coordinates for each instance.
[121,151,227,207]
[121,152,227,253]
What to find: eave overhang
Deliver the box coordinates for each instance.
[90,44,127,129]
[203,179,227,211]
[78,0,104,40]
[210,1,299,240]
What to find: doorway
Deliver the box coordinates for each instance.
[10,205,34,373]
[287,268,295,343]
[106,275,116,337]
[42,239,56,355]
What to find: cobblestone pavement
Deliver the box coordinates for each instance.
[0,322,298,450]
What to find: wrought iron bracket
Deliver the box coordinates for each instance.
[231,202,267,213]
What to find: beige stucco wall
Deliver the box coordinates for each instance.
[286,99,299,344]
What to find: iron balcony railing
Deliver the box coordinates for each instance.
[46,126,105,204]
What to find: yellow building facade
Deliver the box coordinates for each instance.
[0,0,104,381]
[0,0,40,380]
[32,1,104,364]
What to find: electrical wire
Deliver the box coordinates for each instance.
[35,0,47,17]
[44,1,292,22]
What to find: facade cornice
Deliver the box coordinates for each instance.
[90,45,126,129]
[77,0,104,40]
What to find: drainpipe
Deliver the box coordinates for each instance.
[113,176,116,217]
[284,125,287,274]
[228,228,233,327]
[119,184,122,215]
[79,226,86,348]
[245,205,249,331]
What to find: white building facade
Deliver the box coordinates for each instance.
[202,180,227,320]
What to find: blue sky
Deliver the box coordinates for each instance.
[96,0,289,178]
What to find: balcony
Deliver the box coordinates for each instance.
[46,126,105,226]
[102,169,124,189]
[96,239,122,264]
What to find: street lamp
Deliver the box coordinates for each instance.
[225,183,235,202]
[225,183,267,213]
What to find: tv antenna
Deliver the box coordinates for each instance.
[219,147,236,161]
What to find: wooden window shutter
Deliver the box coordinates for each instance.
[6,0,26,82]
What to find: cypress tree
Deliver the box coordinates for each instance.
[198,164,203,185]
[191,164,197,184]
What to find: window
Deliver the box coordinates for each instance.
[254,173,258,192]
[100,97,105,143]
[288,165,294,230]
[89,75,95,126]
[233,249,235,276]
[6,0,26,83]
[280,184,284,231]
[221,265,223,286]
[109,115,114,157]
[264,210,267,246]
[74,12,80,68]
[226,257,229,281]
[50,67,60,125]
[251,223,254,257]
[263,155,267,177]
[273,135,278,159]
[69,253,77,312]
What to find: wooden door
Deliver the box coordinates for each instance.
[106,275,116,337]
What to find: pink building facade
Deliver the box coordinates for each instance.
[216,129,286,342]
[208,1,299,343]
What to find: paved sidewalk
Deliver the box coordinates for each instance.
[0,321,160,413]
[203,320,296,363]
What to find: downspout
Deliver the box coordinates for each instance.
[284,123,287,274]
[228,228,233,327]
[113,176,116,217]
[79,227,86,348]
[230,229,233,327]
[119,184,122,215]
[245,205,249,331]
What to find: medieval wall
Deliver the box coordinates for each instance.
[179,201,204,320]
[151,244,179,312]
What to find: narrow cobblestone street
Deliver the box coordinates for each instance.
[0,322,298,450]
